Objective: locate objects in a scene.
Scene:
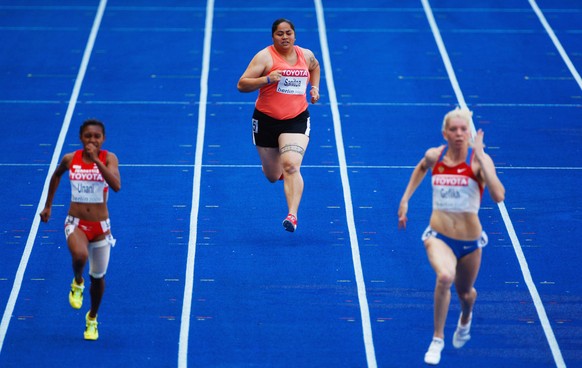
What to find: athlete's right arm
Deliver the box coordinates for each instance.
[39,154,72,223]
[237,49,274,92]
[397,146,441,229]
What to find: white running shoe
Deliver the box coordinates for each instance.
[452,312,472,348]
[424,337,444,365]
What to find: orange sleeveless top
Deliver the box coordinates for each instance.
[255,45,310,120]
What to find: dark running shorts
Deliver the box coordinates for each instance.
[252,108,310,148]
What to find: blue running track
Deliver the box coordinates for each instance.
[0,1,581,367]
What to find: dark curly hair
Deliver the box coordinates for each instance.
[80,119,105,136]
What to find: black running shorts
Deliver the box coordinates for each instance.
[252,108,310,148]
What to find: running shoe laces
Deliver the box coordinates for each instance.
[453,313,472,348]
[282,214,297,232]
[69,279,84,310]
[424,337,444,365]
[84,312,99,341]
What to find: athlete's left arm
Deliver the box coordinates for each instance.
[303,48,320,104]
[473,129,505,203]
[95,152,121,192]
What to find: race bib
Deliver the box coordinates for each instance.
[276,70,308,95]
[70,180,106,203]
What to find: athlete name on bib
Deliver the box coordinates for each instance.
[70,165,106,203]
[432,174,480,213]
[276,69,308,95]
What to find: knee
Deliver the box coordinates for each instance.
[90,275,105,283]
[262,167,283,183]
[69,243,88,262]
[71,253,88,266]
[281,161,300,175]
[89,271,107,279]
[265,175,279,183]
[457,288,477,304]
[436,272,455,290]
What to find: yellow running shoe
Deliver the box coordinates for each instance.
[84,312,99,341]
[69,279,84,309]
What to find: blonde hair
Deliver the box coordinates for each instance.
[441,107,472,133]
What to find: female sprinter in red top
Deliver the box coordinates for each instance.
[40,119,121,340]
[398,108,505,365]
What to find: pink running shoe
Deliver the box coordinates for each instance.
[282,214,297,232]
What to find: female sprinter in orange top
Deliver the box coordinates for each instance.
[237,18,321,232]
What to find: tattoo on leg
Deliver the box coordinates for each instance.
[280,144,305,156]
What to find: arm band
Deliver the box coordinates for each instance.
[266,76,270,84]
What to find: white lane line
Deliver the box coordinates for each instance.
[529,0,582,91]
[0,0,108,355]
[421,1,565,367]
[178,0,214,367]
[2,163,581,171]
[2,99,581,108]
[314,1,377,367]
